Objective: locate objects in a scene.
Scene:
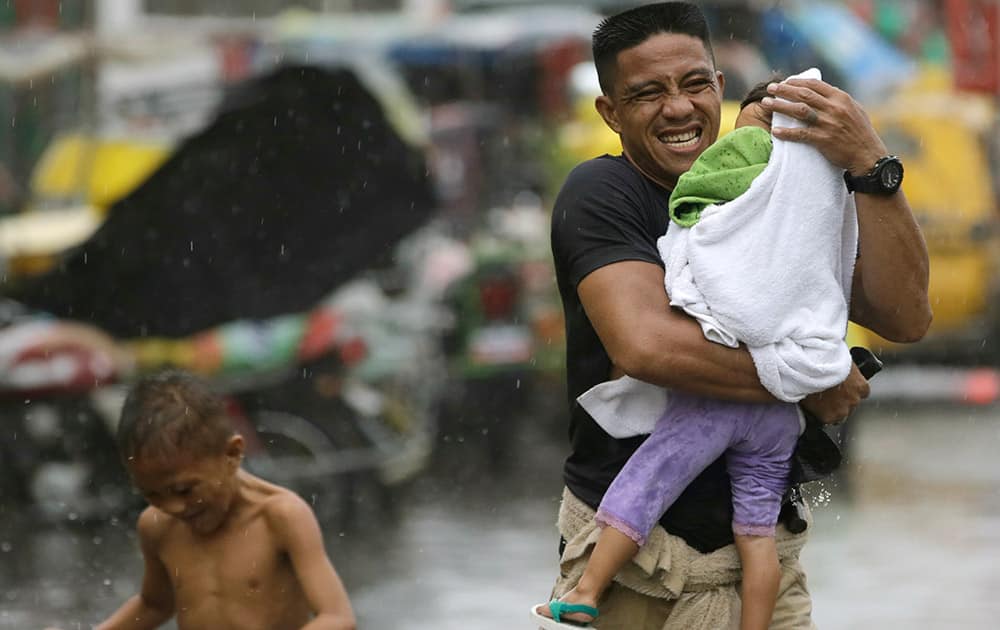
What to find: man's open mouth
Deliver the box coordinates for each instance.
[659,129,701,148]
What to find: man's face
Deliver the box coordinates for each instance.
[596,32,724,189]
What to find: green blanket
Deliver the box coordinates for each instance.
[668,126,773,227]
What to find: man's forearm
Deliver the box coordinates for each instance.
[580,261,776,403]
[851,191,932,341]
[619,306,776,403]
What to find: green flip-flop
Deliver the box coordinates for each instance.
[528,599,599,629]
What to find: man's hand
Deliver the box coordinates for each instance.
[760,77,887,176]
[762,76,933,343]
[800,363,870,425]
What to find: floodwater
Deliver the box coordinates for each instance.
[3,401,1000,629]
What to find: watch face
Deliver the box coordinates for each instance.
[879,160,903,190]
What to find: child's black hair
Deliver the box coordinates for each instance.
[117,370,235,463]
[740,75,787,110]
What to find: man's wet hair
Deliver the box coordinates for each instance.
[592,2,714,96]
[117,370,235,463]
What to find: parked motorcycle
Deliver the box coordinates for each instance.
[0,236,451,528]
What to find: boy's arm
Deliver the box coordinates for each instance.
[270,494,356,630]
[96,509,175,630]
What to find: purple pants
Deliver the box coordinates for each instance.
[596,391,801,545]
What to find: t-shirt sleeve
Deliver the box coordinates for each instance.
[551,158,664,289]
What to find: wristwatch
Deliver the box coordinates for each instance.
[843,156,904,195]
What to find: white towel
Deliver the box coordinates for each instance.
[576,375,670,439]
[579,68,857,437]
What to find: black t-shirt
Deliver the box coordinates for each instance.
[551,154,733,554]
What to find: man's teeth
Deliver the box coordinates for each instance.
[661,130,700,146]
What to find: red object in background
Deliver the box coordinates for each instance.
[847,0,875,24]
[13,0,60,28]
[217,35,256,83]
[537,38,588,118]
[479,274,520,321]
[298,309,342,362]
[945,0,1000,93]
[8,345,117,396]
[963,368,1000,405]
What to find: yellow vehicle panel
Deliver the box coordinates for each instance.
[30,133,170,214]
[2,134,171,278]
[852,90,999,359]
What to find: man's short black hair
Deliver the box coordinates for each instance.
[592,2,715,96]
[117,369,235,464]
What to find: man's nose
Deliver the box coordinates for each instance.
[660,93,695,119]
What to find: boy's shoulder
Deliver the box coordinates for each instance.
[251,477,318,531]
[136,505,175,545]
[261,483,312,515]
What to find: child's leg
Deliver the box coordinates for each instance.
[541,395,738,623]
[726,403,801,630]
[734,534,780,630]
[537,527,639,624]
[596,393,739,548]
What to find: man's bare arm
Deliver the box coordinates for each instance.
[849,194,932,341]
[580,257,870,422]
[578,259,773,402]
[762,77,932,342]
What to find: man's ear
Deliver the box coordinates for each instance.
[716,70,726,97]
[595,94,621,135]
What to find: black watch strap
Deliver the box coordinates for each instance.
[844,155,903,195]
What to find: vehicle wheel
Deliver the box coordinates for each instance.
[247,409,341,462]
[244,409,386,527]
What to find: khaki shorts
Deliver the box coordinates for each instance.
[551,551,817,630]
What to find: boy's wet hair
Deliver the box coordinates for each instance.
[117,370,235,463]
[593,2,714,96]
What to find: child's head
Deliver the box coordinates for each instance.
[117,370,244,533]
[734,76,784,131]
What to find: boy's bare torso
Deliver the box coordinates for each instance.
[148,478,312,629]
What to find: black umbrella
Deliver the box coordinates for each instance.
[6,64,436,338]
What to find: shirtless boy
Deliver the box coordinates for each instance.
[95,370,356,630]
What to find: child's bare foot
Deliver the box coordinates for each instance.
[533,588,599,625]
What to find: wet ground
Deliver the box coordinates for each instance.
[3,399,1000,629]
